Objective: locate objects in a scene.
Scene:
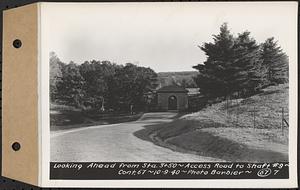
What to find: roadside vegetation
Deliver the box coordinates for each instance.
[50,52,160,130]
[136,84,288,162]
[50,103,143,131]
[50,22,289,162]
[50,54,159,113]
[135,23,289,162]
[193,23,288,100]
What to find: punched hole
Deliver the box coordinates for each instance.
[12,142,21,151]
[13,39,22,48]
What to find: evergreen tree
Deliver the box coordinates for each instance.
[193,23,235,98]
[261,37,289,84]
[193,24,268,98]
[231,31,266,95]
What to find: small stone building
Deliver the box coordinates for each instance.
[157,85,188,111]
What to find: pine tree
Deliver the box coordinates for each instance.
[231,31,266,95]
[193,24,268,99]
[261,37,289,84]
[193,23,235,98]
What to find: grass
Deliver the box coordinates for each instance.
[183,83,289,129]
[50,104,143,131]
[135,84,289,162]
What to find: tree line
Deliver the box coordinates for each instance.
[50,23,288,113]
[50,53,158,112]
[193,23,289,99]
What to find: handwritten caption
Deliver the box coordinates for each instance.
[51,162,289,179]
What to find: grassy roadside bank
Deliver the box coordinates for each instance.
[135,84,289,162]
[50,105,143,131]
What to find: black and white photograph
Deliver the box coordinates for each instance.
[49,2,292,163]
[1,1,298,188]
[45,2,297,184]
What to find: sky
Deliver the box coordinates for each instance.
[43,2,297,72]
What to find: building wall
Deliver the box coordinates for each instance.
[157,92,188,111]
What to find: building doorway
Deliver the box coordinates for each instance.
[168,95,177,110]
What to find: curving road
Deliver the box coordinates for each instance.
[51,112,217,162]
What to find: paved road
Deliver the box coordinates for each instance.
[51,112,216,162]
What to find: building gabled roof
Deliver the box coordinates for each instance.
[157,85,188,93]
